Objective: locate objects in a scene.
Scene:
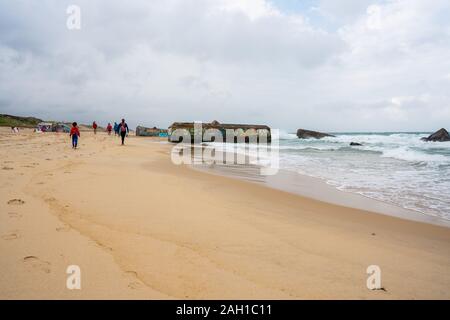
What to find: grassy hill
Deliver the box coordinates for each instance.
[1,114,109,131]
[0,114,43,128]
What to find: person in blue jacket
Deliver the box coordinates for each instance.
[118,119,129,145]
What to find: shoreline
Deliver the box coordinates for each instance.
[184,144,450,228]
[192,164,450,228]
[1,130,450,299]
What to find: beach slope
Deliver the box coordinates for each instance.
[1,128,449,299]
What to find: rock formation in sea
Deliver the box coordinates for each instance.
[350,142,363,146]
[296,129,335,139]
[421,128,450,142]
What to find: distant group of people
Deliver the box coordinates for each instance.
[69,119,130,149]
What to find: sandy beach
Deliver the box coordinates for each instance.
[1,128,449,299]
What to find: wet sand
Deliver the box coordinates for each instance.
[193,160,450,227]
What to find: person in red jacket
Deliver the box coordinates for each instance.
[92,121,98,134]
[70,122,80,149]
[106,123,113,135]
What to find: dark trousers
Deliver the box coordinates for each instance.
[72,135,78,148]
[120,131,126,144]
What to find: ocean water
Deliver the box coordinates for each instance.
[205,132,450,222]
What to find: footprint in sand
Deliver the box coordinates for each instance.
[56,225,70,232]
[125,271,144,289]
[7,199,25,205]
[2,231,20,240]
[128,281,143,289]
[8,212,22,219]
[45,197,56,203]
[23,256,51,274]
[125,270,138,277]
[2,166,14,170]
[36,182,45,185]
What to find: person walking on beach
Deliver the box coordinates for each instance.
[92,121,98,134]
[70,122,80,149]
[106,123,113,135]
[114,122,119,136]
[118,119,129,145]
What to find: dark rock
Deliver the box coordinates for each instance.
[350,142,363,146]
[296,129,335,139]
[136,125,168,137]
[421,128,450,142]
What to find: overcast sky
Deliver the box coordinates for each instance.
[1,0,449,132]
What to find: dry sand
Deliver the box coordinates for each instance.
[1,127,449,299]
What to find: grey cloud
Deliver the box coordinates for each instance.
[0,0,449,131]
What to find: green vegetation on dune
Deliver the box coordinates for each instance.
[0,114,43,128]
[0,114,107,130]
